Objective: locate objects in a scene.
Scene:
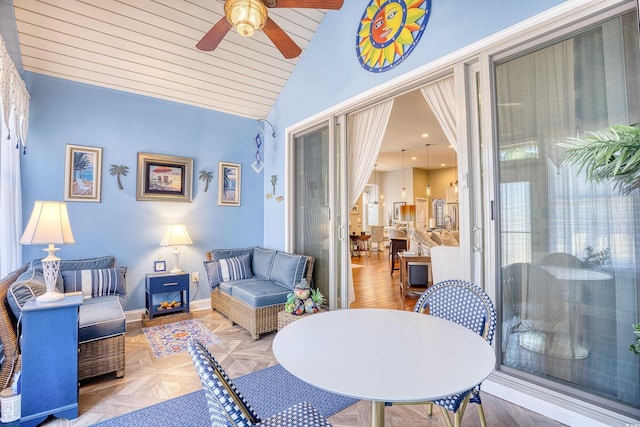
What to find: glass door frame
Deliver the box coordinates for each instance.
[285,115,350,310]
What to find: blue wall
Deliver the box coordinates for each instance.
[12,0,569,308]
[262,0,566,248]
[21,73,264,310]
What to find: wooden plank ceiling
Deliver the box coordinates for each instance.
[13,0,331,119]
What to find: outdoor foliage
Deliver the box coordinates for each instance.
[631,323,640,355]
[560,124,640,195]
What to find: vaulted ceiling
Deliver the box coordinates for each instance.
[12,0,333,119]
[10,0,457,171]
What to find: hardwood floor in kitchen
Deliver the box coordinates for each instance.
[42,248,564,426]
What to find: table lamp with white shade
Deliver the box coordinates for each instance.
[19,201,75,303]
[160,224,193,273]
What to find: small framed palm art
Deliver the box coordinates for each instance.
[64,144,103,203]
[218,161,241,206]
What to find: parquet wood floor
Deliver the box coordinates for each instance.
[42,249,564,426]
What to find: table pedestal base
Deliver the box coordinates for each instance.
[371,401,385,427]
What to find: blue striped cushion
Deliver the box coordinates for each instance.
[187,339,260,426]
[61,267,127,298]
[205,253,254,289]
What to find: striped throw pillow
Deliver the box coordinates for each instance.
[61,267,127,298]
[204,253,253,288]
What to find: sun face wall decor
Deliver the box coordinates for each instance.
[356,0,431,73]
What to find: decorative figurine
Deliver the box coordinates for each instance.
[109,164,129,190]
[284,278,326,315]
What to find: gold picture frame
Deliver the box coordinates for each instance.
[136,152,193,202]
[64,144,103,203]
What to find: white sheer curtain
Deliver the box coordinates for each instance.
[0,35,30,276]
[347,100,394,207]
[420,75,458,151]
[346,99,394,303]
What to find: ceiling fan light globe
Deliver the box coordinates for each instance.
[236,22,256,36]
[225,0,267,37]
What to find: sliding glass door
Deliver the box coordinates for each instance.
[290,119,349,309]
[494,11,640,416]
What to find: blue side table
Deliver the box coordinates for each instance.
[145,273,190,319]
[20,294,83,427]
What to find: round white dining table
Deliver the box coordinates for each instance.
[272,308,496,427]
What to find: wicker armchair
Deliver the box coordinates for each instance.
[207,248,315,340]
[0,264,28,389]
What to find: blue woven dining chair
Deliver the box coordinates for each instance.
[187,338,332,427]
[413,280,497,427]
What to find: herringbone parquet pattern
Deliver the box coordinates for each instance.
[40,250,564,426]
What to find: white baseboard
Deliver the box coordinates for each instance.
[124,297,211,323]
[484,372,639,427]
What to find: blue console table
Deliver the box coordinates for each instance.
[20,294,83,427]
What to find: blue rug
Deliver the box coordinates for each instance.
[90,364,357,426]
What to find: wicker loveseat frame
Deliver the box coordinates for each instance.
[0,264,125,386]
[206,249,314,340]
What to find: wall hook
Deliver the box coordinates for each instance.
[257,119,276,137]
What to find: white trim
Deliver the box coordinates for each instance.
[484,373,640,426]
[286,0,630,136]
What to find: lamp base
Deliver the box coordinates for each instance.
[170,248,182,274]
[39,247,63,303]
[36,290,65,303]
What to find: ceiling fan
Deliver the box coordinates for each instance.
[196,0,344,59]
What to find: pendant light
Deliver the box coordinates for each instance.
[370,164,378,204]
[425,144,431,197]
[401,149,406,198]
[454,166,458,193]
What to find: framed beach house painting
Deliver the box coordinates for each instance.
[218,161,241,206]
[136,152,193,202]
[64,144,103,202]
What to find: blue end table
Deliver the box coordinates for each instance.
[20,294,83,427]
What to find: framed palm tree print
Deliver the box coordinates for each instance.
[64,144,103,202]
[218,161,241,206]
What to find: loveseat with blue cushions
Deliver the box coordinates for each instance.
[205,247,314,340]
[0,256,127,386]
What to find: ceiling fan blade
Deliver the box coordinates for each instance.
[196,17,232,51]
[265,0,343,9]
[264,17,302,59]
